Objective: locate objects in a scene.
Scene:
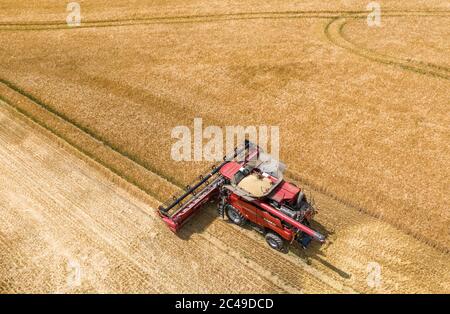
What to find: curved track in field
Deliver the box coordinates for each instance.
[0,8,449,293]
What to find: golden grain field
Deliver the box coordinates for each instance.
[0,0,449,293]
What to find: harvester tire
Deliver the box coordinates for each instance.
[265,232,285,251]
[225,205,246,226]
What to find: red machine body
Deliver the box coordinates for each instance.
[226,193,295,242]
[158,141,325,251]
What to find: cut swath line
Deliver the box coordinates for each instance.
[0,98,357,293]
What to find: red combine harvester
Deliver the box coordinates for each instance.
[158,141,325,251]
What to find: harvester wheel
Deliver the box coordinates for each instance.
[265,232,285,251]
[225,205,246,226]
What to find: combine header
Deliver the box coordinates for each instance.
[158,141,325,251]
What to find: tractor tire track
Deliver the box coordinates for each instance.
[0,102,347,293]
[0,10,357,31]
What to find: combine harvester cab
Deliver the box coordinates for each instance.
[158,141,325,251]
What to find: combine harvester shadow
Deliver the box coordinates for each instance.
[290,221,351,279]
